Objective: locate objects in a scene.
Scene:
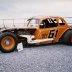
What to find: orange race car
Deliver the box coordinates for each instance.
[0,16,72,52]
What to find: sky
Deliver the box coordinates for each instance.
[0,0,72,18]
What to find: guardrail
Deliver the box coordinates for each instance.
[0,18,28,28]
[63,17,72,25]
[0,17,72,28]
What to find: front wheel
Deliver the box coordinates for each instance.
[0,32,17,53]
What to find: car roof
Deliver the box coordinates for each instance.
[32,16,63,20]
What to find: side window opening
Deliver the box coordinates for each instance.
[40,18,58,28]
[58,19,65,25]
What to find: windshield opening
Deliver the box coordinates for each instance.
[27,18,40,26]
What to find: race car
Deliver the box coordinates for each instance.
[0,16,72,52]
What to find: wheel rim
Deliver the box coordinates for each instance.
[1,36,15,51]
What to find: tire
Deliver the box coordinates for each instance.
[63,30,72,45]
[0,32,18,53]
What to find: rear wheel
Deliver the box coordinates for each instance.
[0,32,17,53]
[63,30,72,45]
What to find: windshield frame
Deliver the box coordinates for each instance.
[27,18,40,27]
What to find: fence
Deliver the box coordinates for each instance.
[0,17,72,29]
[63,17,72,25]
[0,18,28,28]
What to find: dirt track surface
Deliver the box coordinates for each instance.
[0,44,72,72]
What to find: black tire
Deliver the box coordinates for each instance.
[0,32,18,53]
[63,30,72,45]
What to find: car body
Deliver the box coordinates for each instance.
[0,16,72,52]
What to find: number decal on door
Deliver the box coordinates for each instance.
[48,30,58,38]
[55,30,58,37]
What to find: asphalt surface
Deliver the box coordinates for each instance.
[0,44,72,72]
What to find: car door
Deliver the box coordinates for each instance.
[38,18,59,42]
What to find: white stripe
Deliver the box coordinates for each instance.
[20,35,54,44]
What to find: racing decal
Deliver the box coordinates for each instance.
[55,30,58,37]
[42,30,58,38]
[48,30,58,38]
